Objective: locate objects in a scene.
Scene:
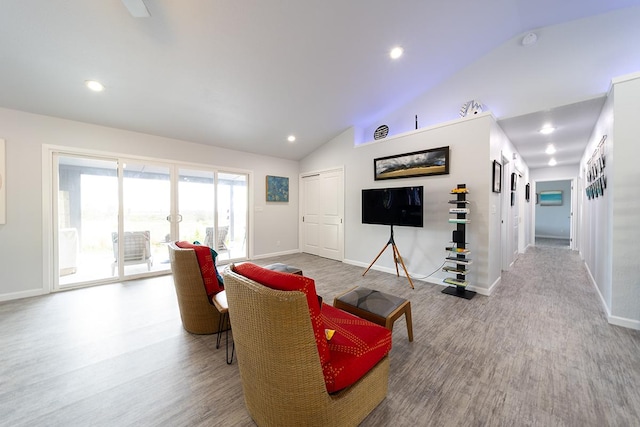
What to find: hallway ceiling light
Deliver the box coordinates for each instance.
[539,125,555,135]
[545,144,556,154]
[85,80,104,92]
[287,135,296,142]
[390,46,404,59]
[548,158,557,166]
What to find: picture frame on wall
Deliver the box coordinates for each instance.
[492,160,502,193]
[373,146,449,180]
[525,183,530,202]
[266,175,289,202]
[539,190,563,206]
[510,172,517,191]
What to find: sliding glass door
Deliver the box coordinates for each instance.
[53,152,249,289]
[56,155,119,285]
[217,172,248,261]
[177,169,248,262]
[120,162,172,277]
[177,168,216,246]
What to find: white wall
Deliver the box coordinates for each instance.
[0,107,300,300]
[610,74,640,326]
[580,72,640,330]
[302,113,518,295]
[580,88,614,314]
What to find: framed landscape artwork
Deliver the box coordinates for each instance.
[539,190,563,206]
[374,146,449,180]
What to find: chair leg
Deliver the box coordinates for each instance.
[216,312,234,364]
[216,312,227,349]
[226,328,234,365]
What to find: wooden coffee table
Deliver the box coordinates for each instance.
[333,286,413,342]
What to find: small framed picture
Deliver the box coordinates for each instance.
[266,175,289,202]
[492,160,502,193]
[525,183,530,202]
[510,173,517,191]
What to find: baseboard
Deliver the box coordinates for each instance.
[485,276,501,296]
[608,315,640,331]
[251,249,301,260]
[583,259,640,331]
[535,235,570,240]
[0,288,47,303]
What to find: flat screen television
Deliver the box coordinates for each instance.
[362,186,423,227]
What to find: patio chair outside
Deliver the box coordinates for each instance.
[111,231,153,275]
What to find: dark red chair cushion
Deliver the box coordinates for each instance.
[321,304,392,392]
[232,263,331,372]
[175,241,223,299]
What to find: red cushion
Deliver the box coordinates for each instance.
[232,263,331,371]
[321,304,392,393]
[175,241,223,298]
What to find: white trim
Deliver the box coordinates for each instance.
[250,249,300,260]
[608,315,640,331]
[611,71,640,85]
[0,288,47,303]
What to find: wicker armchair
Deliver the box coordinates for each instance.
[223,266,390,427]
[168,242,228,335]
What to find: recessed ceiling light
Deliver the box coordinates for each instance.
[287,135,296,143]
[539,125,555,135]
[390,46,404,59]
[545,144,556,155]
[548,158,557,166]
[85,80,104,92]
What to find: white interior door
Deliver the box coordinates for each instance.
[301,169,344,261]
[301,174,320,256]
[318,170,344,260]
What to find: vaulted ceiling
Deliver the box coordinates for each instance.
[1,1,639,165]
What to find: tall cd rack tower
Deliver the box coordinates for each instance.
[442,184,476,300]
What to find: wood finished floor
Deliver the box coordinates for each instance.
[1,246,639,426]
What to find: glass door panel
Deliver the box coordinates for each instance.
[57,155,118,287]
[177,168,215,245]
[121,162,171,277]
[217,172,248,261]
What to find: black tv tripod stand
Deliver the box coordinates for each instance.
[362,225,415,289]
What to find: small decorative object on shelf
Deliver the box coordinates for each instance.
[442,184,476,300]
[373,125,389,140]
[459,100,485,117]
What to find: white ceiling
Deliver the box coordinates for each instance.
[0,0,638,164]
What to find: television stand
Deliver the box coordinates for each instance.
[362,225,415,289]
